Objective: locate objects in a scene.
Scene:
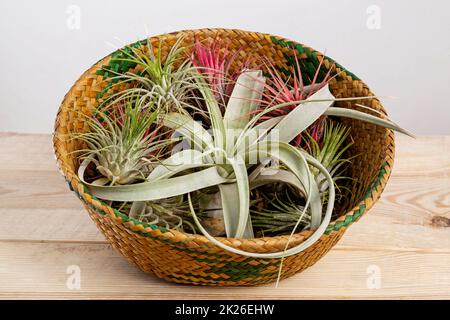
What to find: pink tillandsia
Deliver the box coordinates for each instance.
[259,50,338,147]
[190,39,248,107]
[94,99,170,163]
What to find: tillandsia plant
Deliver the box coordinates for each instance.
[117,194,201,233]
[76,39,413,260]
[100,37,200,114]
[250,120,354,236]
[251,190,312,236]
[260,51,336,147]
[190,39,247,108]
[74,94,192,230]
[74,96,168,186]
[307,121,354,196]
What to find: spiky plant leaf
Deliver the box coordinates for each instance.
[190,40,246,107]
[147,149,209,181]
[306,121,354,192]
[101,36,200,114]
[325,107,414,137]
[73,97,161,186]
[248,141,323,228]
[270,85,334,143]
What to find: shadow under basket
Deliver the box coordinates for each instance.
[53,28,395,286]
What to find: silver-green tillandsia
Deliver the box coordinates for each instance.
[78,69,412,259]
[100,36,202,114]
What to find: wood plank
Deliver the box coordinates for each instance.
[0,133,57,171]
[0,208,103,243]
[0,170,81,210]
[0,242,449,299]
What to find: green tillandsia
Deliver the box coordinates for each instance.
[250,190,312,236]
[100,36,201,114]
[79,67,412,259]
[306,121,354,195]
[74,96,173,186]
[250,121,354,236]
[74,94,195,228]
[123,194,200,233]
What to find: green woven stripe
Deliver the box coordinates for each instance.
[270,36,360,81]
[325,162,388,233]
[165,272,276,283]
[192,256,275,279]
[279,54,331,85]
[95,39,148,100]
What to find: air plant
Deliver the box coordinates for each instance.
[190,39,246,107]
[101,37,200,114]
[307,121,354,195]
[250,120,354,236]
[79,58,412,261]
[116,194,201,232]
[74,36,415,263]
[74,96,172,186]
[251,190,311,236]
[260,51,336,147]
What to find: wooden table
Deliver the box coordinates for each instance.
[0,133,449,299]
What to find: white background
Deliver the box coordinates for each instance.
[0,0,449,134]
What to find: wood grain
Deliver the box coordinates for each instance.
[0,133,449,299]
[1,242,449,299]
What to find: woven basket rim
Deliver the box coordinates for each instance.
[53,28,395,253]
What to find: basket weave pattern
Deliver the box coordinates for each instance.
[53,29,395,285]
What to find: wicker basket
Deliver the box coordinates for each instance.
[53,28,395,286]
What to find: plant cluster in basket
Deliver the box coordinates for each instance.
[74,36,411,260]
